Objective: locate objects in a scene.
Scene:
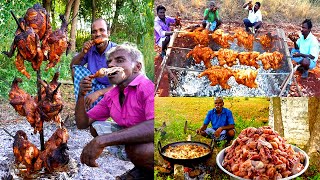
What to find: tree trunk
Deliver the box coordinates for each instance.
[92,0,96,23]
[65,0,75,22]
[306,97,320,154]
[273,97,284,137]
[42,0,52,15]
[70,0,80,51]
[111,0,124,33]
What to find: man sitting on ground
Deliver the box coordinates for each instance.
[243,1,262,33]
[196,97,235,147]
[202,1,222,31]
[289,19,319,79]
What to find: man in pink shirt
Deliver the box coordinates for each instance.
[75,42,154,179]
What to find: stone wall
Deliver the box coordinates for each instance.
[269,97,310,147]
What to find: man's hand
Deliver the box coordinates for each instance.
[82,40,95,54]
[214,127,223,138]
[293,52,302,57]
[79,76,93,96]
[80,137,104,167]
[85,91,101,109]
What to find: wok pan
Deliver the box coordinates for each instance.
[158,140,214,165]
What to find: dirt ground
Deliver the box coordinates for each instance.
[0,84,134,179]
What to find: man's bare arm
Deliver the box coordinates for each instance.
[96,120,154,147]
[219,124,235,130]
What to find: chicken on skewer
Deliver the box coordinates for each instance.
[237,51,260,68]
[288,32,299,42]
[214,48,238,67]
[198,66,233,89]
[258,51,283,70]
[233,69,258,88]
[9,78,42,133]
[89,67,125,79]
[211,29,234,48]
[186,45,215,68]
[182,27,210,46]
[258,32,276,50]
[233,29,255,50]
[34,127,69,172]
[13,130,40,174]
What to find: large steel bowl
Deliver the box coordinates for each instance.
[216,145,309,180]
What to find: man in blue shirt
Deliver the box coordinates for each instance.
[196,97,235,146]
[289,19,319,79]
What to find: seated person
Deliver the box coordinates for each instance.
[70,18,117,109]
[75,42,154,179]
[196,97,235,146]
[154,5,178,57]
[289,19,319,79]
[202,1,222,31]
[243,1,262,33]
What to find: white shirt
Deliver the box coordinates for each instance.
[297,32,320,62]
[246,7,262,23]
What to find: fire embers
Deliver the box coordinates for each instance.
[8,72,63,133]
[34,127,69,172]
[223,126,305,179]
[3,3,68,78]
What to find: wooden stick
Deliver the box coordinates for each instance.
[37,70,45,151]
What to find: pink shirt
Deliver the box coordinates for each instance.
[87,74,154,127]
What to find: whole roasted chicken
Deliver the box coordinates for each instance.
[13,130,40,173]
[24,3,51,42]
[214,48,238,67]
[258,51,283,70]
[233,29,255,50]
[37,72,63,125]
[43,15,69,71]
[183,27,210,46]
[233,69,258,88]
[186,45,215,68]
[258,32,275,50]
[211,29,234,48]
[34,127,69,172]
[198,66,233,89]
[3,16,44,79]
[9,78,42,133]
[237,51,260,68]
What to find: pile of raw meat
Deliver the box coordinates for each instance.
[223,126,305,179]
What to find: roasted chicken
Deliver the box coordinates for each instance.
[233,29,255,50]
[9,78,42,133]
[233,69,258,88]
[37,72,63,125]
[3,17,44,79]
[183,27,210,46]
[214,48,238,67]
[34,127,69,172]
[44,15,69,71]
[198,66,233,89]
[211,29,234,48]
[89,67,125,79]
[13,130,40,173]
[237,51,260,68]
[258,51,283,70]
[24,3,51,41]
[258,32,274,50]
[186,45,215,68]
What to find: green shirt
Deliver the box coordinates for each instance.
[204,8,220,23]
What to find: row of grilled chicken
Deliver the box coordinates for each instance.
[13,127,69,174]
[8,72,63,134]
[180,28,275,50]
[187,45,283,70]
[3,4,69,79]
[198,66,259,89]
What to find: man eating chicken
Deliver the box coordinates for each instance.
[75,43,154,180]
[70,18,117,110]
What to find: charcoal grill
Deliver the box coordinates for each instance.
[155,28,301,97]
